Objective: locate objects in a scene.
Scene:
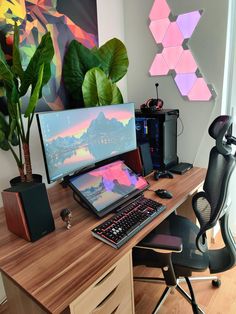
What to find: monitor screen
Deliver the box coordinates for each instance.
[37,103,137,183]
[68,160,149,217]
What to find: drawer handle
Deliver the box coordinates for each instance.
[95,286,118,310]
[95,266,116,287]
[111,305,119,314]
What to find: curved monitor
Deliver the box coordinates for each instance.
[37,103,137,183]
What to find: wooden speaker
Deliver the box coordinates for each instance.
[2,182,55,241]
[121,148,143,175]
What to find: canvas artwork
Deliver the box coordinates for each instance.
[0,0,98,112]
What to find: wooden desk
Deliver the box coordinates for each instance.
[0,167,206,314]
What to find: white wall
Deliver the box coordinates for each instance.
[0,0,126,301]
[123,0,228,167]
[97,0,127,102]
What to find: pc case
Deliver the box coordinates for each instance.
[135,109,179,170]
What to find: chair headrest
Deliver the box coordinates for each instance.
[209,115,233,155]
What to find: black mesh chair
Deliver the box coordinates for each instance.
[133,115,236,314]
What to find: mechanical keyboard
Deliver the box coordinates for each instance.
[91,196,166,248]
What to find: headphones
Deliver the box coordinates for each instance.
[140,83,164,113]
[140,98,163,113]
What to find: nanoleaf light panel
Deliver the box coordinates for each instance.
[149,0,216,101]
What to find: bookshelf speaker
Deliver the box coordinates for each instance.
[138,142,153,176]
[2,182,55,241]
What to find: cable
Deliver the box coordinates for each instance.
[147,188,156,193]
[177,116,184,136]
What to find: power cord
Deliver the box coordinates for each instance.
[147,188,156,193]
[177,116,184,136]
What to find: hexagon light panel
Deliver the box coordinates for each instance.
[149,0,216,101]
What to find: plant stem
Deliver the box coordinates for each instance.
[23,142,33,182]
[17,101,26,141]
[9,145,25,182]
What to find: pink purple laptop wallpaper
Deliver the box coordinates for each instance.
[69,160,148,212]
[37,103,137,183]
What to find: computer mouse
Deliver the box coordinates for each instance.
[155,189,173,199]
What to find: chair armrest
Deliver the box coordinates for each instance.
[136,234,182,253]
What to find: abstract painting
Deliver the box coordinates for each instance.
[0,0,98,111]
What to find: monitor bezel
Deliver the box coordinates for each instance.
[36,103,137,184]
[68,160,150,218]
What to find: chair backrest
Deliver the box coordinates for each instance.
[192,115,236,273]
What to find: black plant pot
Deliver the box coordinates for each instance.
[10,174,43,187]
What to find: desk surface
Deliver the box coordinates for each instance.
[0,167,206,313]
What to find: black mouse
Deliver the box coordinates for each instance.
[155,189,173,199]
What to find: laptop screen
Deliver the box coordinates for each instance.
[68,160,149,217]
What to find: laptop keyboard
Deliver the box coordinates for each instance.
[91,196,166,248]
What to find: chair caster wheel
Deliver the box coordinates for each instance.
[212,279,221,287]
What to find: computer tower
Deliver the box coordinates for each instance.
[135,109,179,170]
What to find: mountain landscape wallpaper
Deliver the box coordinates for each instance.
[38,104,137,182]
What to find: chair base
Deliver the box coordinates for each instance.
[134,275,219,313]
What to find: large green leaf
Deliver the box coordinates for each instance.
[0,129,5,143]
[62,40,100,103]
[0,85,6,97]
[111,84,123,104]
[8,118,19,146]
[5,86,18,120]
[95,38,129,83]
[82,68,113,106]
[0,60,14,89]
[0,112,9,135]
[0,132,10,150]
[20,32,54,98]
[12,23,24,81]
[24,63,44,117]
[0,44,7,65]
[0,113,11,150]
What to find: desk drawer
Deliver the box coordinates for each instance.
[91,274,133,314]
[70,252,134,314]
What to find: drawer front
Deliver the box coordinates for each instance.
[70,252,134,314]
[91,274,133,314]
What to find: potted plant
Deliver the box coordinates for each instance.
[0,24,54,183]
[62,37,129,107]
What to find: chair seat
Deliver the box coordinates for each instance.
[133,214,209,275]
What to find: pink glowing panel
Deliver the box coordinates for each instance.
[188,78,212,101]
[175,50,197,73]
[162,22,184,47]
[174,73,197,95]
[149,54,169,75]
[177,11,201,39]
[162,46,183,69]
[149,18,170,43]
[149,0,170,21]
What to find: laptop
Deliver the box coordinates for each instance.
[68,160,149,218]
